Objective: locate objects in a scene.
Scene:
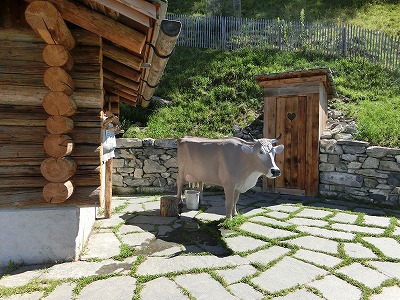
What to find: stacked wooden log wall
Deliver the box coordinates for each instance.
[0,18,103,208]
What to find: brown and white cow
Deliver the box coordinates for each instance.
[176,134,284,218]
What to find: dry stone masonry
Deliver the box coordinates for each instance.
[113,138,178,195]
[319,108,400,207]
[114,108,399,208]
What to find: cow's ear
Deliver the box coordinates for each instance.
[274,144,284,154]
[241,144,253,154]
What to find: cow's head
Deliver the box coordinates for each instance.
[241,133,284,178]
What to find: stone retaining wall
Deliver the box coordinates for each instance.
[319,139,400,207]
[113,138,178,195]
[113,137,400,208]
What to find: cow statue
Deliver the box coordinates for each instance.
[176,134,284,218]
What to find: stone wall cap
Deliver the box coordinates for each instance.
[154,138,178,149]
[336,140,370,147]
[117,138,143,148]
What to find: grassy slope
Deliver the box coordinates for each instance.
[122,0,400,147]
[167,0,400,37]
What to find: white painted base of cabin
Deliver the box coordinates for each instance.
[0,207,96,267]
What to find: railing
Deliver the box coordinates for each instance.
[167,14,400,70]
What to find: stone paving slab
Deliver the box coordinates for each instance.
[224,235,267,253]
[136,255,249,276]
[393,226,400,235]
[76,276,136,300]
[265,211,290,219]
[293,249,342,268]
[242,208,267,217]
[119,232,155,248]
[295,208,334,219]
[297,225,355,240]
[251,257,327,293]
[370,286,400,300]
[331,223,386,235]
[343,242,377,259]
[286,236,339,254]
[308,274,362,300]
[228,283,264,300]
[366,261,400,279]
[174,273,238,300]
[286,217,328,227]
[40,258,136,280]
[43,283,75,300]
[141,277,189,300]
[215,264,258,284]
[336,263,390,289]
[329,212,358,224]
[267,204,300,213]
[362,215,392,227]
[362,237,400,259]
[246,246,291,265]
[81,232,121,260]
[240,223,297,239]
[4,291,44,300]
[0,267,44,288]
[274,289,323,300]
[249,216,291,227]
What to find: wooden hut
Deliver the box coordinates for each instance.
[0,0,180,266]
[255,69,336,196]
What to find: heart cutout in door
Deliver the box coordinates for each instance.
[287,112,296,121]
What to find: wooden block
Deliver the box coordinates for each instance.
[160,196,179,217]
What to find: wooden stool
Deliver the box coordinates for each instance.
[160,196,179,217]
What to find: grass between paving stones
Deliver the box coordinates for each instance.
[0,279,62,299]
[383,218,398,237]
[112,244,135,261]
[220,213,248,229]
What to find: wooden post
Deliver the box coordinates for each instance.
[104,158,113,218]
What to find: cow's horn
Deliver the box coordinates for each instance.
[271,132,282,144]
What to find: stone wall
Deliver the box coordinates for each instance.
[319,139,400,207]
[113,138,178,195]
[113,136,400,208]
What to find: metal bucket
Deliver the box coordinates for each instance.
[185,190,200,210]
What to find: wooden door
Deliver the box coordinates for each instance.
[264,94,320,196]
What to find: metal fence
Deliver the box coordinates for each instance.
[167,14,400,70]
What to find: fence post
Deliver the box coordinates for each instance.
[342,25,347,57]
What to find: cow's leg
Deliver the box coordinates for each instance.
[232,191,240,217]
[224,188,235,219]
[199,181,204,203]
[176,170,184,202]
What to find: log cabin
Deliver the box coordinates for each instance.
[0,0,180,266]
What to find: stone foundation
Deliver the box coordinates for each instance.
[0,207,95,267]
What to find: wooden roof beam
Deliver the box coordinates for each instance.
[141,20,181,107]
[24,1,75,50]
[91,0,152,27]
[104,78,138,97]
[103,70,139,90]
[25,0,147,54]
[103,57,141,82]
[103,42,143,71]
